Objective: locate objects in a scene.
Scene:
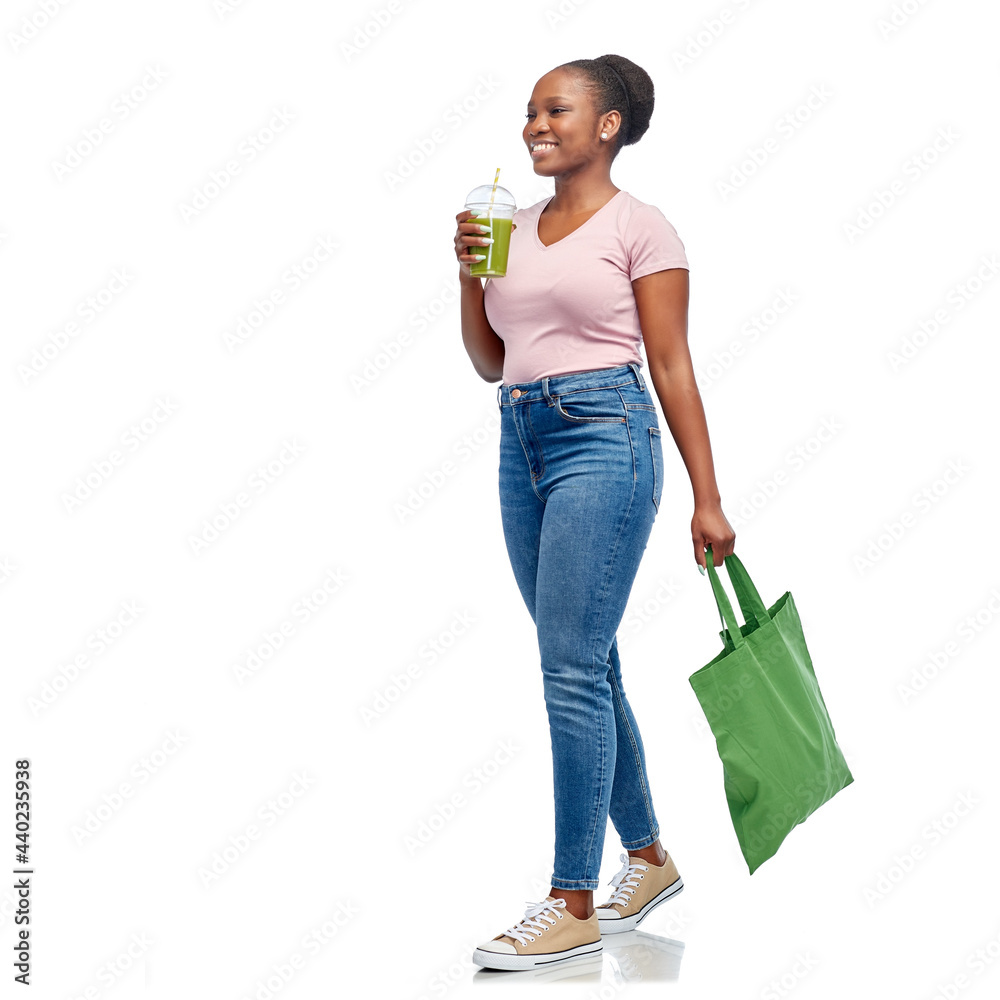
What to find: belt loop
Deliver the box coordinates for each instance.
[542,375,553,405]
[629,362,646,391]
[497,382,502,412]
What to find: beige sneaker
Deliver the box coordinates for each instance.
[595,852,684,934]
[472,896,603,971]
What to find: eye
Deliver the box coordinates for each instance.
[524,108,566,119]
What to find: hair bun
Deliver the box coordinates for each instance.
[560,55,654,155]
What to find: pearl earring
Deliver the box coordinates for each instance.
[601,132,608,139]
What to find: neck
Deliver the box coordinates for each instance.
[548,170,620,214]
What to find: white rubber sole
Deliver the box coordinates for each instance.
[596,877,684,934]
[472,938,603,971]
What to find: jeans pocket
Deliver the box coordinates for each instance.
[553,388,626,424]
[649,426,663,511]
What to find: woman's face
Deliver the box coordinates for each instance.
[523,68,615,176]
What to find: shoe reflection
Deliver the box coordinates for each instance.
[472,952,604,983]
[608,929,685,982]
[471,930,685,984]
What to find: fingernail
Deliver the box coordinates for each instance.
[480,237,494,244]
[478,225,491,233]
[698,564,706,576]
[471,254,487,261]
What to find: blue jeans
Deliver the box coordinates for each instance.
[497,363,664,890]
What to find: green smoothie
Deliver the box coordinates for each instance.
[469,215,513,277]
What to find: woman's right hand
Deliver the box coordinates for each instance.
[454,209,493,277]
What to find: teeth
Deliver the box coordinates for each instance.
[533,143,557,150]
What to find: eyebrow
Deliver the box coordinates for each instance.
[526,96,573,107]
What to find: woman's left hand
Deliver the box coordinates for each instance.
[691,501,736,573]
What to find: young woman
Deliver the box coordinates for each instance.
[453,54,736,972]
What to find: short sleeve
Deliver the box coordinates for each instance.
[626,203,689,281]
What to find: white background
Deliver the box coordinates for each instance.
[3,0,999,996]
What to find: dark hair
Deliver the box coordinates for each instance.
[556,54,654,160]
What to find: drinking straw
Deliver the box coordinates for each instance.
[483,167,500,269]
[487,167,500,214]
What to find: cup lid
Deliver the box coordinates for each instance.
[465,184,516,209]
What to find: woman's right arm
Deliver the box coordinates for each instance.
[455,209,505,383]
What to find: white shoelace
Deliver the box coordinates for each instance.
[503,897,567,944]
[605,853,648,907]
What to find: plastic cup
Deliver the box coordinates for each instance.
[465,183,516,277]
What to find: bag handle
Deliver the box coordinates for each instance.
[704,545,770,649]
[705,544,746,649]
[719,551,770,625]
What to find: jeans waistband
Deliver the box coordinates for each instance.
[497,363,646,408]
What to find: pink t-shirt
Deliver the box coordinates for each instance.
[482,189,689,384]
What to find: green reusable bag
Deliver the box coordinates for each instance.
[688,545,853,874]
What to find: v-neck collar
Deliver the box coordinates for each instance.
[533,190,625,250]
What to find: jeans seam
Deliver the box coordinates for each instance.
[577,673,609,890]
[623,395,638,485]
[507,372,641,408]
[577,468,638,884]
[551,877,601,890]
[517,403,547,503]
[621,830,660,851]
[609,669,657,840]
[550,377,637,397]
[649,426,662,513]
[551,388,627,424]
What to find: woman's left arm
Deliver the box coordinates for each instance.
[633,267,736,570]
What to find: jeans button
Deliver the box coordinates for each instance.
[511,388,522,398]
